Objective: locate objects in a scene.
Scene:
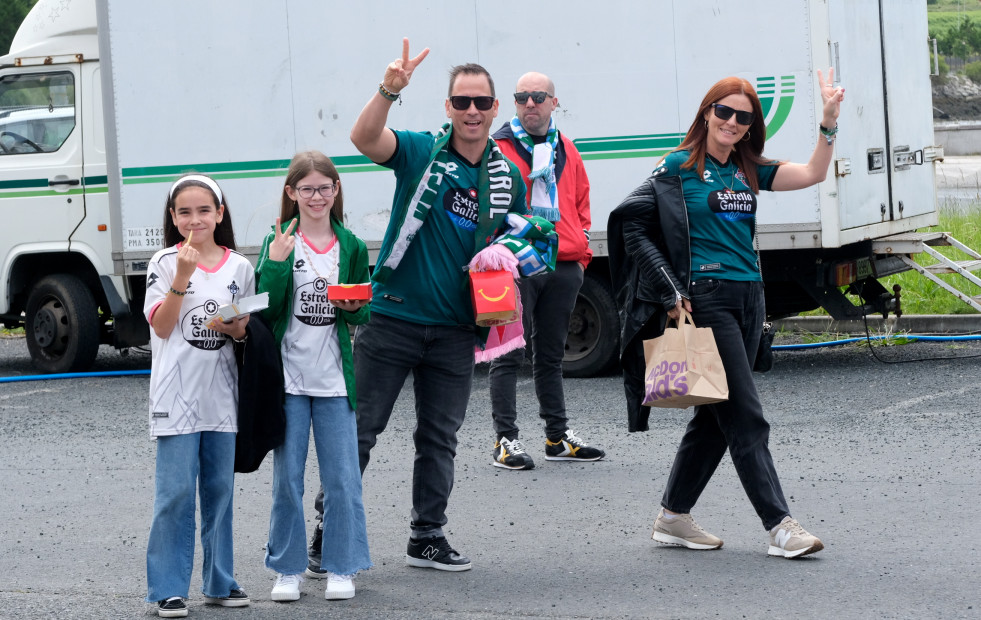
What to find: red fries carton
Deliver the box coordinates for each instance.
[327,283,373,301]
[469,269,518,326]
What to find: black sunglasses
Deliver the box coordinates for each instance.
[711,103,755,126]
[448,95,495,111]
[514,91,551,105]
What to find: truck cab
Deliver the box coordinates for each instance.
[0,0,145,372]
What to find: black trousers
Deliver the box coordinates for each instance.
[660,279,790,531]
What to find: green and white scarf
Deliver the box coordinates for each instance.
[373,123,525,283]
[510,115,560,222]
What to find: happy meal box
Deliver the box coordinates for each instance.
[469,270,518,326]
[326,283,373,302]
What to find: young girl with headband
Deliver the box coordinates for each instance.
[258,151,372,602]
[143,174,254,617]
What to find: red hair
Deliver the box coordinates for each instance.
[674,77,771,193]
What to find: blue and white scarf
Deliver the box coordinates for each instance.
[510,115,560,222]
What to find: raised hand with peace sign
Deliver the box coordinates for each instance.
[267,217,297,263]
[351,38,431,164]
[382,38,430,95]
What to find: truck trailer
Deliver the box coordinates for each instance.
[1,0,968,375]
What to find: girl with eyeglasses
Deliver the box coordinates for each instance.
[610,70,844,559]
[257,151,372,601]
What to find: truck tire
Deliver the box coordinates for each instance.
[25,274,100,373]
[563,272,619,378]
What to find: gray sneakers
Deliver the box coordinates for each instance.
[651,508,723,550]
[767,516,824,558]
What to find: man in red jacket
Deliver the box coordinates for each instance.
[488,71,605,470]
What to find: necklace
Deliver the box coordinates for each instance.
[296,231,338,282]
[707,157,737,193]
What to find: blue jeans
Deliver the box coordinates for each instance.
[488,261,583,440]
[266,394,371,576]
[660,279,791,531]
[146,432,240,602]
[355,313,475,538]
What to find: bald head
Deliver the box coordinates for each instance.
[516,72,555,96]
[514,72,558,136]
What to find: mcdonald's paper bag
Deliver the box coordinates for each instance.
[642,309,728,408]
[469,269,518,327]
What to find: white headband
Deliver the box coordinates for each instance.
[169,174,223,204]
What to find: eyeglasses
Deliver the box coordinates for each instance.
[514,91,552,105]
[295,184,337,199]
[711,103,755,126]
[448,95,495,111]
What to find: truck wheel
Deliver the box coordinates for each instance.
[563,272,619,378]
[25,275,100,373]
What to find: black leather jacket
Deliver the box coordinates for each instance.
[608,174,691,431]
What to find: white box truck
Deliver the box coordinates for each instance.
[0,0,958,374]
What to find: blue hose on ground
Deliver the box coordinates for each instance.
[775,333,981,350]
[0,369,150,383]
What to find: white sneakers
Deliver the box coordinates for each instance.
[767,516,825,558]
[325,573,356,600]
[272,571,356,601]
[271,573,302,602]
[651,509,724,550]
[652,509,825,558]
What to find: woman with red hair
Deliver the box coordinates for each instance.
[610,70,844,559]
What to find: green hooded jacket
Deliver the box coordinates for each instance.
[256,215,370,410]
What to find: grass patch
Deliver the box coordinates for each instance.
[881,205,981,315]
[928,10,981,33]
[1,326,25,338]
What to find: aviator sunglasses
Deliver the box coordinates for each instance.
[710,103,755,126]
[449,95,496,111]
[514,91,551,105]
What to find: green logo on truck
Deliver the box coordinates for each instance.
[756,75,795,140]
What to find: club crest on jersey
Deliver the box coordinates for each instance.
[181,298,227,350]
[228,280,240,296]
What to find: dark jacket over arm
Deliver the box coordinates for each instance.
[234,314,285,473]
[608,174,691,431]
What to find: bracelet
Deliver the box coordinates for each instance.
[232,334,248,344]
[168,287,186,296]
[819,123,838,146]
[378,82,401,103]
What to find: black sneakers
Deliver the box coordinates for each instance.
[405,536,472,571]
[203,588,250,607]
[492,437,536,470]
[157,597,187,618]
[306,521,327,578]
[544,429,606,461]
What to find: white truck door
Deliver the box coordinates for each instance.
[0,68,86,256]
[880,0,937,221]
[826,0,892,231]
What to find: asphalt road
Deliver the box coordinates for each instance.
[1,334,980,619]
